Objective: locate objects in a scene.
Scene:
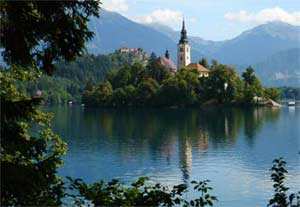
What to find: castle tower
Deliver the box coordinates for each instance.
[177,19,191,69]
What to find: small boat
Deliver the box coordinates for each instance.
[288,101,295,106]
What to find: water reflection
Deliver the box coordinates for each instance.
[49,107,286,179]
[46,106,299,207]
[179,138,192,182]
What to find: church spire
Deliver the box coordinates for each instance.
[179,18,188,44]
[165,49,170,59]
[177,17,191,69]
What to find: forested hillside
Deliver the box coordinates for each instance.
[18,50,147,103]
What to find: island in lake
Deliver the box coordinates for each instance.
[82,20,281,108]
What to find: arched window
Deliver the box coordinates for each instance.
[187,48,189,52]
[180,48,184,52]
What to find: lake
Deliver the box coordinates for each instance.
[47,105,300,207]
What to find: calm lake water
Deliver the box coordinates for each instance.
[47,106,300,207]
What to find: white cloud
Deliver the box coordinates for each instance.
[225,7,300,25]
[134,9,183,27]
[102,0,129,12]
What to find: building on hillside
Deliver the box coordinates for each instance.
[117,47,148,63]
[118,47,140,53]
[187,63,210,77]
[157,50,177,73]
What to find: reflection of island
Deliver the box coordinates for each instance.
[49,106,282,181]
[49,106,281,154]
[197,130,209,152]
[243,107,280,144]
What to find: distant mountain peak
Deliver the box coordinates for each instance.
[239,21,300,42]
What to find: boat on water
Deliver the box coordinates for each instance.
[288,101,296,106]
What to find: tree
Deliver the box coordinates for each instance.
[146,52,171,84]
[67,177,218,207]
[199,58,209,68]
[84,77,95,91]
[148,52,158,64]
[111,88,127,106]
[242,66,256,86]
[129,62,146,86]
[210,59,219,70]
[177,68,200,90]
[158,74,198,107]
[241,66,264,104]
[95,81,113,105]
[82,81,113,106]
[112,66,131,88]
[1,67,67,206]
[0,0,100,74]
[264,88,280,101]
[123,85,137,106]
[136,78,159,105]
[204,65,242,103]
[147,63,172,84]
[0,0,100,205]
[268,158,300,207]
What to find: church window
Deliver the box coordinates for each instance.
[180,56,183,61]
[180,48,184,52]
[187,48,189,52]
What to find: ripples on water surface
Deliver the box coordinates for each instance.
[46,106,300,207]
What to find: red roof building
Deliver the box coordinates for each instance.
[187,63,210,77]
[157,50,177,73]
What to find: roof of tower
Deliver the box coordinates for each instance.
[179,19,188,44]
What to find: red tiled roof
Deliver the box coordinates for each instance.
[187,63,210,73]
[157,57,177,72]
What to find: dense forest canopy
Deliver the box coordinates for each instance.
[16,50,148,103]
[82,57,281,107]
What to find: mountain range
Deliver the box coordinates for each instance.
[87,10,300,87]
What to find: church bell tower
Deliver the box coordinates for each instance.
[177,19,191,69]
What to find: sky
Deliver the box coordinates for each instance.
[101,0,300,41]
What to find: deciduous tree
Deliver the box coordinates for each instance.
[0,0,100,74]
[0,0,100,205]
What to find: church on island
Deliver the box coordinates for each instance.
[158,19,210,77]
